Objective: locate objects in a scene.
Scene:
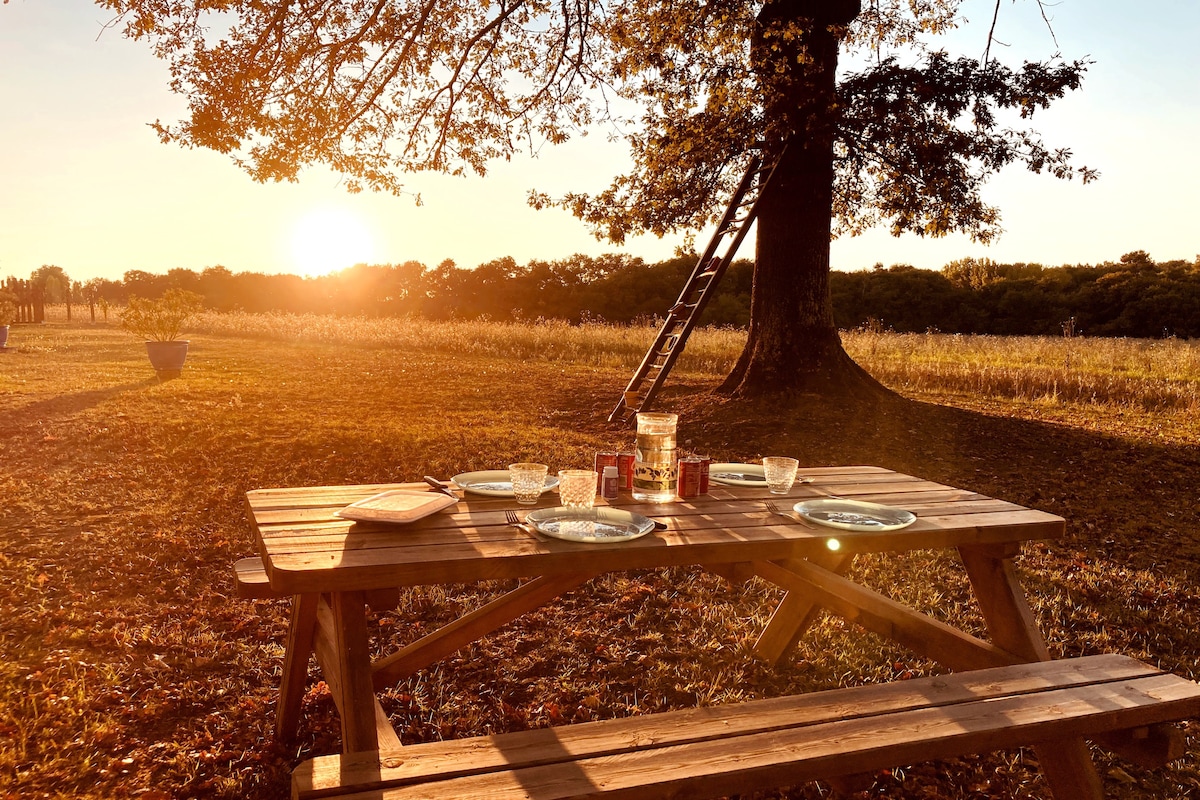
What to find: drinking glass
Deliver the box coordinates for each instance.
[509,462,549,505]
[763,456,800,495]
[558,469,598,509]
[632,412,678,502]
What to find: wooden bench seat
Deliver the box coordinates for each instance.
[234,556,400,609]
[235,556,284,599]
[291,654,1200,800]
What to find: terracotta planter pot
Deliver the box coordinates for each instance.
[145,340,189,379]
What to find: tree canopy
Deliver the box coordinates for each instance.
[98,0,1093,246]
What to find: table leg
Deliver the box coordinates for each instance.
[753,552,854,666]
[318,591,379,753]
[276,592,319,741]
[958,544,1049,662]
[959,544,1103,800]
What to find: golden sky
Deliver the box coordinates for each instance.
[1,0,1197,283]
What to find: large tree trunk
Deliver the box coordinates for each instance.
[720,0,887,399]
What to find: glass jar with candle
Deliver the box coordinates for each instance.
[632,412,678,502]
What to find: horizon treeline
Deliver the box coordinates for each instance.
[8,249,1200,338]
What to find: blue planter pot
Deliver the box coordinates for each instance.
[145,340,189,379]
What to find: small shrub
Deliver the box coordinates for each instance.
[0,290,18,325]
[120,289,204,341]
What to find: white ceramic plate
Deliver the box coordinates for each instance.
[709,463,813,487]
[524,507,655,543]
[792,499,916,532]
[337,490,458,523]
[708,463,767,486]
[451,470,559,497]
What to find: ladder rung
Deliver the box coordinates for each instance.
[718,215,750,234]
[611,145,783,423]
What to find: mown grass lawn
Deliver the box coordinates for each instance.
[2,322,1199,799]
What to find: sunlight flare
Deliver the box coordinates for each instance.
[288,207,377,276]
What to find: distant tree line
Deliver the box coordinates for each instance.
[833,250,1200,338]
[5,249,1198,338]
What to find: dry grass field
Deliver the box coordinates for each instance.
[2,315,1199,799]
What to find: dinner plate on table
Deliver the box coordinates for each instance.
[708,463,814,487]
[524,507,656,543]
[451,470,559,497]
[792,499,916,532]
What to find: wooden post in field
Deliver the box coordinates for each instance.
[66,281,73,322]
[32,281,44,323]
[13,279,33,323]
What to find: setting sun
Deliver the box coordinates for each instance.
[288,207,378,276]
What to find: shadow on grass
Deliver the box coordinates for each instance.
[9,379,161,422]
[642,386,1200,664]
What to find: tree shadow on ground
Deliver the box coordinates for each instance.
[653,386,1199,565]
[4,379,161,426]
[595,384,1200,671]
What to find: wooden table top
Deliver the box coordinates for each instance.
[246,465,1065,595]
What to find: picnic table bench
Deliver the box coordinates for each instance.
[289,654,1199,800]
[239,467,1200,798]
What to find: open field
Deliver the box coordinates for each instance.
[2,318,1199,799]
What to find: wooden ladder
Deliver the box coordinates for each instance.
[608,150,783,423]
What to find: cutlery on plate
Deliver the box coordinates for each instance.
[717,472,766,482]
[505,510,547,541]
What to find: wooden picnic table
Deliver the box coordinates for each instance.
[246,465,1106,791]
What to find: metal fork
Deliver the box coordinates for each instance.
[764,501,811,525]
[505,509,546,541]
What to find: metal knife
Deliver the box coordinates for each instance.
[423,475,458,497]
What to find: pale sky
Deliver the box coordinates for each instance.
[1,0,1197,283]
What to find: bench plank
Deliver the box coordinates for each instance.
[234,556,281,599]
[293,655,1200,800]
[235,556,400,609]
[302,673,1200,800]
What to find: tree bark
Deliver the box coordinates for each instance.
[720,0,888,399]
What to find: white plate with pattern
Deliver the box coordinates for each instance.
[524,507,655,543]
[792,499,916,532]
[451,470,559,497]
